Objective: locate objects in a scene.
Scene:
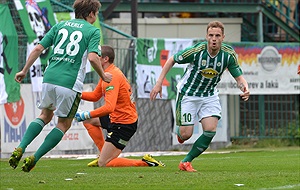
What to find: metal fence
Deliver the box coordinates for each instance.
[235,94,299,139]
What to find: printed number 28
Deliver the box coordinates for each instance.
[54,28,82,56]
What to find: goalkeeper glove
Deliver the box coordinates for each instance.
[75,111,91,122]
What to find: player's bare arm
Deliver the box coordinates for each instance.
[15,44,45,83]
[235,75,250,101]
[150,56,175,100]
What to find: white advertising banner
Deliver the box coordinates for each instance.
[217,45,300,95]
[136,40,300,98]
[0,84,95,154]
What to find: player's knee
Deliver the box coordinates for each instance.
[180,130,193,140]
[39,113,53,124]
[82,121,90,129]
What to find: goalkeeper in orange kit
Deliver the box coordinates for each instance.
[75,45,165,167]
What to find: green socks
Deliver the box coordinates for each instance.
[182,131,216,162]
[34,127,64,163]
[17,118,65,164]
[18,118,45,153]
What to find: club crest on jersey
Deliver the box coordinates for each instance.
[200,68,219,79]
[201,60,207,66]
[106,86,114,91]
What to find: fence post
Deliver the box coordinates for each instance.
[259,95,265,137]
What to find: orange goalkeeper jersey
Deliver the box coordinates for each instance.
[81,64,138,124]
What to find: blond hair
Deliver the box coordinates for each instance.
[207,21,225,35]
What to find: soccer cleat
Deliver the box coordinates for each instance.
[177,135,185,144]
[9,148,23,169]
[22,155,36,172]
[178,161,197,172]
[87,158,99,167]
[142,154,165,167]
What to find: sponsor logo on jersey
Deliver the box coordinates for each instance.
[105,86,114,91]
[200,68,219,79]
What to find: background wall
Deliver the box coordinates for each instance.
[106,18,243,42]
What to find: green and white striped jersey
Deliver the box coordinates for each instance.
[174,42,243,97]
[39,19,101,93]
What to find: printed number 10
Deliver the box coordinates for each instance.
[183,113,191,122]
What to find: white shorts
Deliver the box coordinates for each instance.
[175,93,221,126]
[37,83,81,118]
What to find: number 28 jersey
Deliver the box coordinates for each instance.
[39,19,101,93]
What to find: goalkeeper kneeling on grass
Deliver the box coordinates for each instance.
[75,45,165,168]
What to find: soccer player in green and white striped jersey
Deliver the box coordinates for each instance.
[9,0,112,172]
[150,21,250,172]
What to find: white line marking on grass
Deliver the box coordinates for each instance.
[259,184,300,190]
[45,150,241,160]
[43,149,299,160]
[234,184,244,187]
[45,151,189,159]
[76,173,86,175]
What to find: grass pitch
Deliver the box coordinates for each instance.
[1,147,299,190]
